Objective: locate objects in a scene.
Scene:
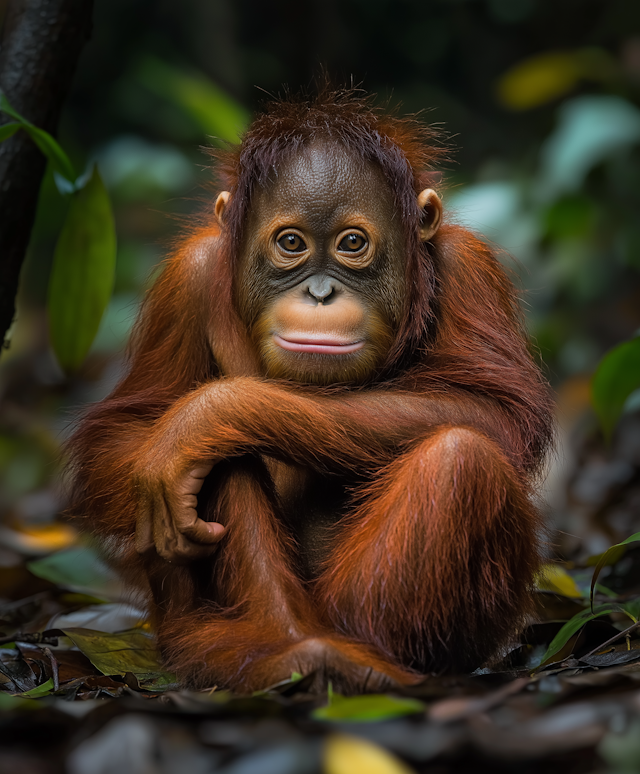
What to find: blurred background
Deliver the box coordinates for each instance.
[1,0,640,565]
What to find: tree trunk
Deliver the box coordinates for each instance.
[0,0,93,347]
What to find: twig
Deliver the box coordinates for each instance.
[0,632,60,647]
[581,621,640,660]
[43,647,59,691]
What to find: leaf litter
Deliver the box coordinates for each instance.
[1,542,640,772]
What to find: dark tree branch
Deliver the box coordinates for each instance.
[0,0,93,347]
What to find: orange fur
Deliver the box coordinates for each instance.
[67,90,553,693]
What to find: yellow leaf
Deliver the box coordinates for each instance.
[0,523,78,554]
[498,52,580,110]
[497,48,614,110]
[536,564,582,598]
[324,734,414,774]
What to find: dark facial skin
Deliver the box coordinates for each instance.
[234,142,407,385]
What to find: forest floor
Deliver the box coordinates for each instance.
[0,409,639,773]
[1,538,640,773]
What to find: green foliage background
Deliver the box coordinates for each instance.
[1,0,639,543]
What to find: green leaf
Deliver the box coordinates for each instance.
[538,603,633,666]
[27,545,120,598]
[63,628,174,681]
[21,678,55,698]
[137,672,180,692]
[0,92,75,181]
[623,598,640,622]
[137,57,249,143]
[0,91,22,120]
[22,124,76,182]
[590,532,640,610]
[539,96,640,197]
[48,165,116,373]
[592,337,640,442]
[313,693,425,722]
[0,122,20,141]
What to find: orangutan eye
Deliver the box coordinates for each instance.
[337,232,367,253]
[277,232,306,253]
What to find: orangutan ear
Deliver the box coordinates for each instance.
[417,188,442,241]
[215,191,231,226]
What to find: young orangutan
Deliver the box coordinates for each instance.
[68,89,553,693]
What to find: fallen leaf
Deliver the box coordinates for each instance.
[28,546,123,599]
[324,734,414,774]
[20,677,55,698]
[313,693,424,722]
[536,564,582,598]
[62,628,176,686]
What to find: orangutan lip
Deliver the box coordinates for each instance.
[273,334,365,355]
